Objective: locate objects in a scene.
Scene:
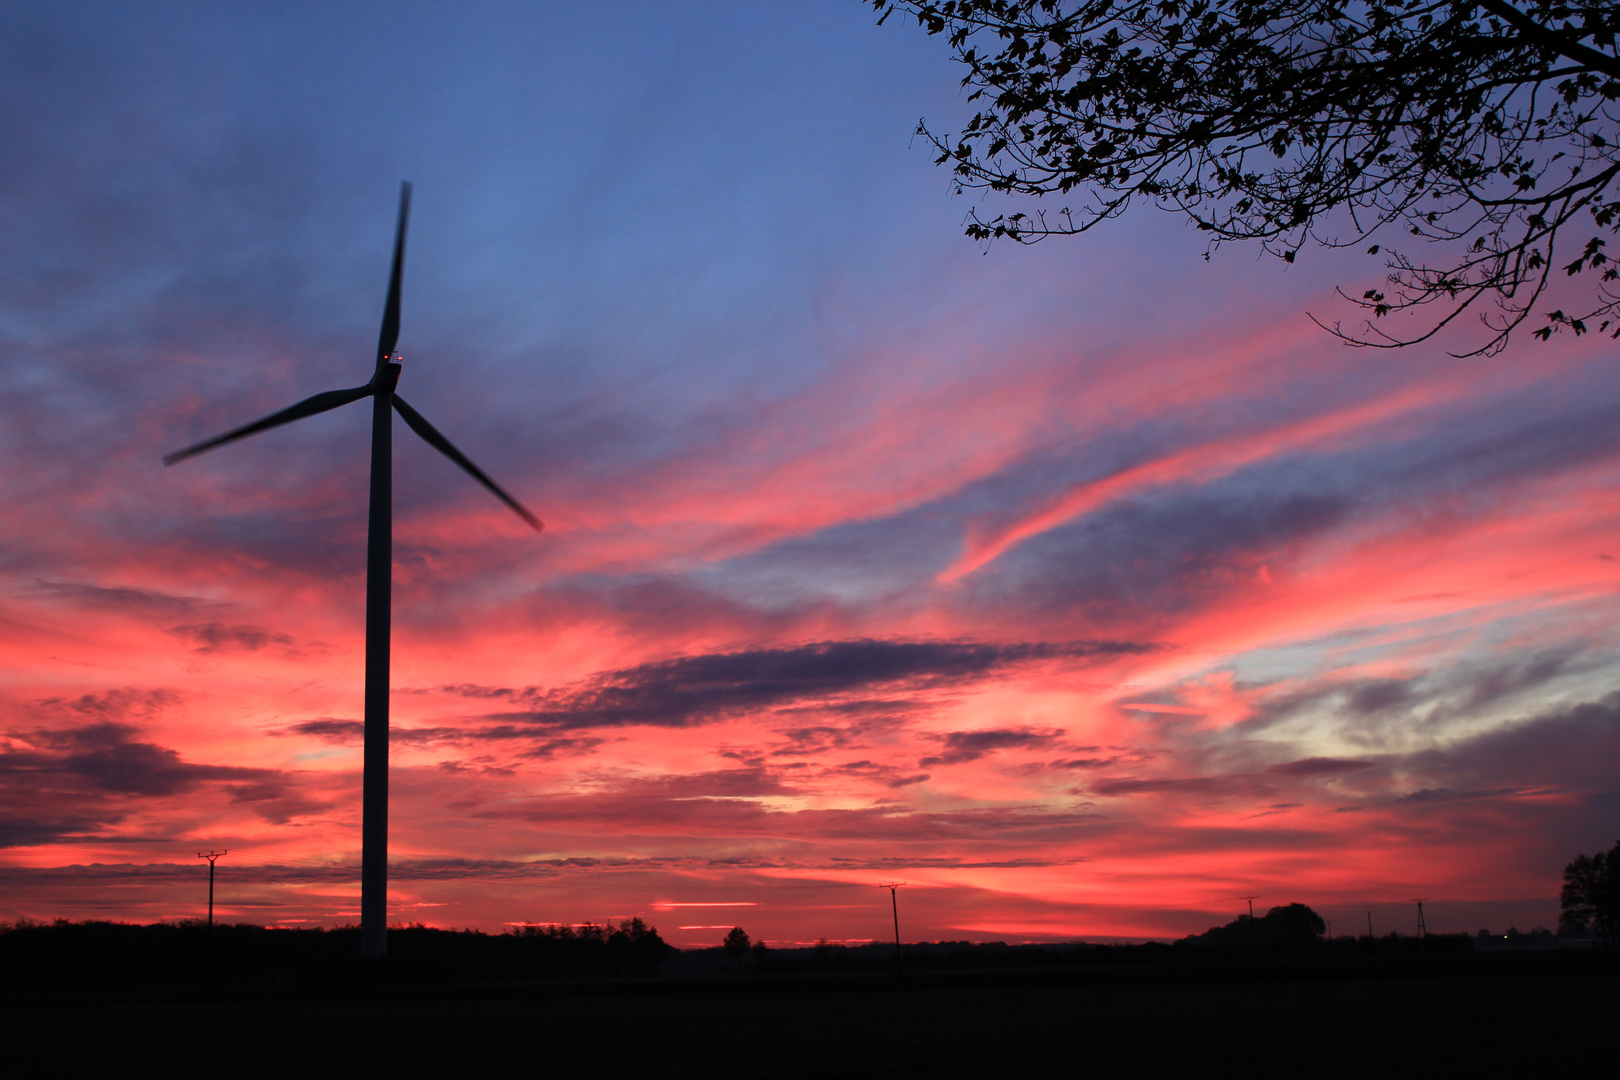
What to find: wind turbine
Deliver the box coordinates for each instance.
[165,183,542,959]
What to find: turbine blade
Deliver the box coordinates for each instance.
[375,181,412,371]
[392,395,543,532]
[163,383,374,466]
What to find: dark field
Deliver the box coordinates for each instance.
[5,970,1613,1078]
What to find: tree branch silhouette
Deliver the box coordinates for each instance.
[875,0,1620,355]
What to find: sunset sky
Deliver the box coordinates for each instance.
[3,1,1618,947]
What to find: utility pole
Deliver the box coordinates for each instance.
[878,883,905,973]
[1366,910,1373,938]
[1412,899,1427,939]
[1240,895,1260,950]
[197,850,227,993]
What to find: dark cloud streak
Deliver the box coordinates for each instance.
[0,718,318,844]
[167,622,302,655]
[478,639,1156,731]
[920,727,1065,767]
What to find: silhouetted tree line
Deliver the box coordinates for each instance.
[1561,840,1620,945]
[2,912,1566,994]
[0,917,668,992]
[668,920,1475,978]
[1180,902,1326,950]
[502,917,670,977]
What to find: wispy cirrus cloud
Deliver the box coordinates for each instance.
[21,580,215,620]
[942,380,1467,582]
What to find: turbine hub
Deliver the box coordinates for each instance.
[372,361,402,394]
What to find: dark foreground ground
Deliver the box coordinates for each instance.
[5,964,1614,1078]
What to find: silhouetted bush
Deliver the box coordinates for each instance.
[1179,903,1326,951]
